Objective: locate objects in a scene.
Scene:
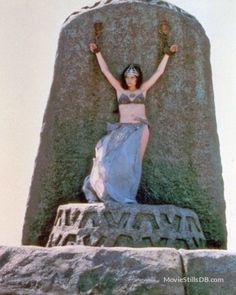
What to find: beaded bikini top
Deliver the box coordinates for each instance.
[117,89,145,105]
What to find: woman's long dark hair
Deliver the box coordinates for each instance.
[113,64,143,113]
[120,64,143,89]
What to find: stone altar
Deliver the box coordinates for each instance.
[47,203,205,249]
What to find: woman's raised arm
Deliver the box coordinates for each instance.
[89,43,122,91]
[141,44,178,93]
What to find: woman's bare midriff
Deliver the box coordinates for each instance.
[118,104,147,123]
[119,103,149,160]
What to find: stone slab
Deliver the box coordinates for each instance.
[1,246,236,295]
[180,249,236,295]
[0,245,184,295]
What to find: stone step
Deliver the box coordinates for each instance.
[0,245,235,295]
[47,203,205,249]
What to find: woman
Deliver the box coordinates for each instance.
[82,42,178,204]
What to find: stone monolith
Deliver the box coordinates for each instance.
[22,0,226,248]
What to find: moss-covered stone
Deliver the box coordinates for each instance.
[22,0,226,248]
[139,158,224,246]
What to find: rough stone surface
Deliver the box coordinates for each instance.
[180,249,236,295]
[22,0,226,248]
[47,203,205,249]
[1,246,236,295]
[0,245,184,295]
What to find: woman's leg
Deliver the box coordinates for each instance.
[140,125,150,160]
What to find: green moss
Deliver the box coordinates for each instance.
[139,155,225,246]
[28,115,105,245]
[185,53,195,65]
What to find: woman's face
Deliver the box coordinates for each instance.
[125,74,137,89]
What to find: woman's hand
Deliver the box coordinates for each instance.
[89,43,99,53]
[169,44,178,54]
